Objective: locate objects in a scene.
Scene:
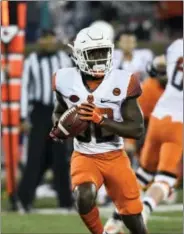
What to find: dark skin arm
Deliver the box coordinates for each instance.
[79,97,144,140]
[101,98,144,139]
[52,91,68,125]
[50,92,69,142]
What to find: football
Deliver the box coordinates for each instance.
[56,106,89,138]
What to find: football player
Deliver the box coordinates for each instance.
[137,38,183,223]
[139,55,167,121]
[104,54,167,234]
[104,39,183,233]
[136,54,167,152]
[125,55,167,158]
[100,54,167,207]
[113,29,154,81]
[50,27,148,234]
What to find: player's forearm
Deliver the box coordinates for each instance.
[52,97,67,125]
[101,118,144,139]
[52,112,61,125]
[52,103,66,125]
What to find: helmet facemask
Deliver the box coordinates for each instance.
[76,46,113,78]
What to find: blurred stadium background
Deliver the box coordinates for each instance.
[1,1,183,234]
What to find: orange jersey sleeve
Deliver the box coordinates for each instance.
[138,78,164,119]
[126,74,142,99]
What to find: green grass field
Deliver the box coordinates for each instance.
[1,210,183,234]
[1,189,183,234]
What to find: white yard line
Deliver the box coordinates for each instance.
[32,203,182,215]
[31,209,182,222]
[148,216,182,221]
[155,204,183,212]
[2,204,182,217]
[101,212,182,221]
[99,204,183,213]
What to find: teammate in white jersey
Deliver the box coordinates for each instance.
[113,29,153,81]
[104,39,183,233]
[50,27,148,234]
[137,38,183,223]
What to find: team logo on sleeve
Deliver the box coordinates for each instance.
[113,88,121,96]
[69,95,80,103]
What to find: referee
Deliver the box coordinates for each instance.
[18,29,73,212]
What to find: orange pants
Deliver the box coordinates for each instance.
[140,116,183,187]
[71,150,142,215]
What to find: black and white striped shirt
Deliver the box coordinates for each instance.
[21,50,72,119]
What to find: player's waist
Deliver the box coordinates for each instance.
[153,97,182,113]
[156,94,182,107]
[72,149,125,160]
[153,104,183,113]
[73,138,124,155]
[152,107,183,122]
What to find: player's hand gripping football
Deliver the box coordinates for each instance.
[78,102,104,124]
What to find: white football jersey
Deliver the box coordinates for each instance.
[113,48,153,81]
[54,67,140,154]
[152,39,183,122]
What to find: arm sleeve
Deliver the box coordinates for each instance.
[20,58,31,120]
[126,74,142,99]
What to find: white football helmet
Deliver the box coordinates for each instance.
[90,20,115,42]
[68,27,114,77]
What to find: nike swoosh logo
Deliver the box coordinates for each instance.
[100,99,119,104]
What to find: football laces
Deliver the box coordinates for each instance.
[60,106,77,122]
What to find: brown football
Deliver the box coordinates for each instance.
[56,106,89,138]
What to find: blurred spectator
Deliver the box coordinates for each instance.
[39,2,53,30]
[25,1,182,44]
[49,1,118,43]
[26,2,40,43]
[155,1,183,39]
[49,1,76,43]
[113,28,154,81]
[134,20,153,40]
[17,29,73,212]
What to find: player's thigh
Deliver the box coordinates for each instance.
[156,142,183,187]
[140,116,161,172]
[104,151,142,215]
[156,119,183,187]
[161,117,183,144]
[70,151,103,191]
